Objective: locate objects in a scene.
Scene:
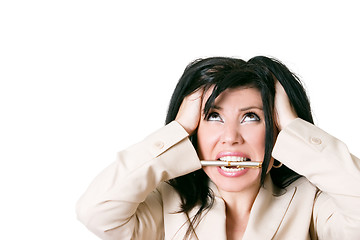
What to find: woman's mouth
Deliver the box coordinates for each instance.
[218,156,251,172]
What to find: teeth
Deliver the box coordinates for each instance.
[220,166,244,172]
[219,156,248,162]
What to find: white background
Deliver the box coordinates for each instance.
[1,1,359,239]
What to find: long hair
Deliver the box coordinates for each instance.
[165,56,313,239]
[248,56,314,187]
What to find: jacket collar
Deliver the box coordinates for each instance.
[196,174,297,239]
[242,174,297,239]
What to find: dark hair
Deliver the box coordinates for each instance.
[165,56,313,239]
[248,56,314,187]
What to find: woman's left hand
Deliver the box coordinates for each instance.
[274,80,298,131]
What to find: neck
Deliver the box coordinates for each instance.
[219,180,260,215]
[221,186,260,240]
[221,188,259,216]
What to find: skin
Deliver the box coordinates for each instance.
[274,80,298,131]
[175,80,297,239]
[197,87,266,193]
[198,87,267,239]
[176,80,297,134]
[175,88,204,135]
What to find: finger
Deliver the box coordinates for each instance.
[175,88,204,135]
[187,88,204,101]
[274,80,297,130]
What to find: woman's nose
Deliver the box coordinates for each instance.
[220,121,244,145]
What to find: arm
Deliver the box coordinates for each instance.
[76,89,204,239]
[76,121,201,239]
[273,80,360,239]
[272,118,360,239]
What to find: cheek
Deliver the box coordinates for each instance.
[242,125,266,156]
[196,123,220,159]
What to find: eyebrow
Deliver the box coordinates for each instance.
[212,105,263,112]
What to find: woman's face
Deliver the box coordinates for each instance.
[197,86,267,194]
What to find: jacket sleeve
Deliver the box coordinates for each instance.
[76,121,202,240]
[272,118,360,239]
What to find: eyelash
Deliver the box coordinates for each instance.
[206,112,223,122]
[205,111,260,123]
[241,112,260,123]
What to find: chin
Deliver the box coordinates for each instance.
[217,178,261,193]
[205,167,261,193]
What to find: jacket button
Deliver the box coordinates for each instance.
[310,137,322,145]
[154,141,164,149]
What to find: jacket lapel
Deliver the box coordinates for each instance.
[242,175,297,240]
[167,181,227,240]
[194,194,227,239]
[171,175,296,239]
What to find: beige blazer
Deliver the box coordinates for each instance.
[76,119,360,239]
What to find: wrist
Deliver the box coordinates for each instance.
[279,116,298,131]
[175,120,193,135]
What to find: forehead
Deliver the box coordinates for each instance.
[202,86,262,107]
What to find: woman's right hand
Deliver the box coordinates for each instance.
[175,88,204,135]
[274,80,298,131]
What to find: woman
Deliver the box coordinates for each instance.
[76,56,360,239]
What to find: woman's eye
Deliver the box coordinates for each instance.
[206,112,223,122]
[241,112,260,123]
